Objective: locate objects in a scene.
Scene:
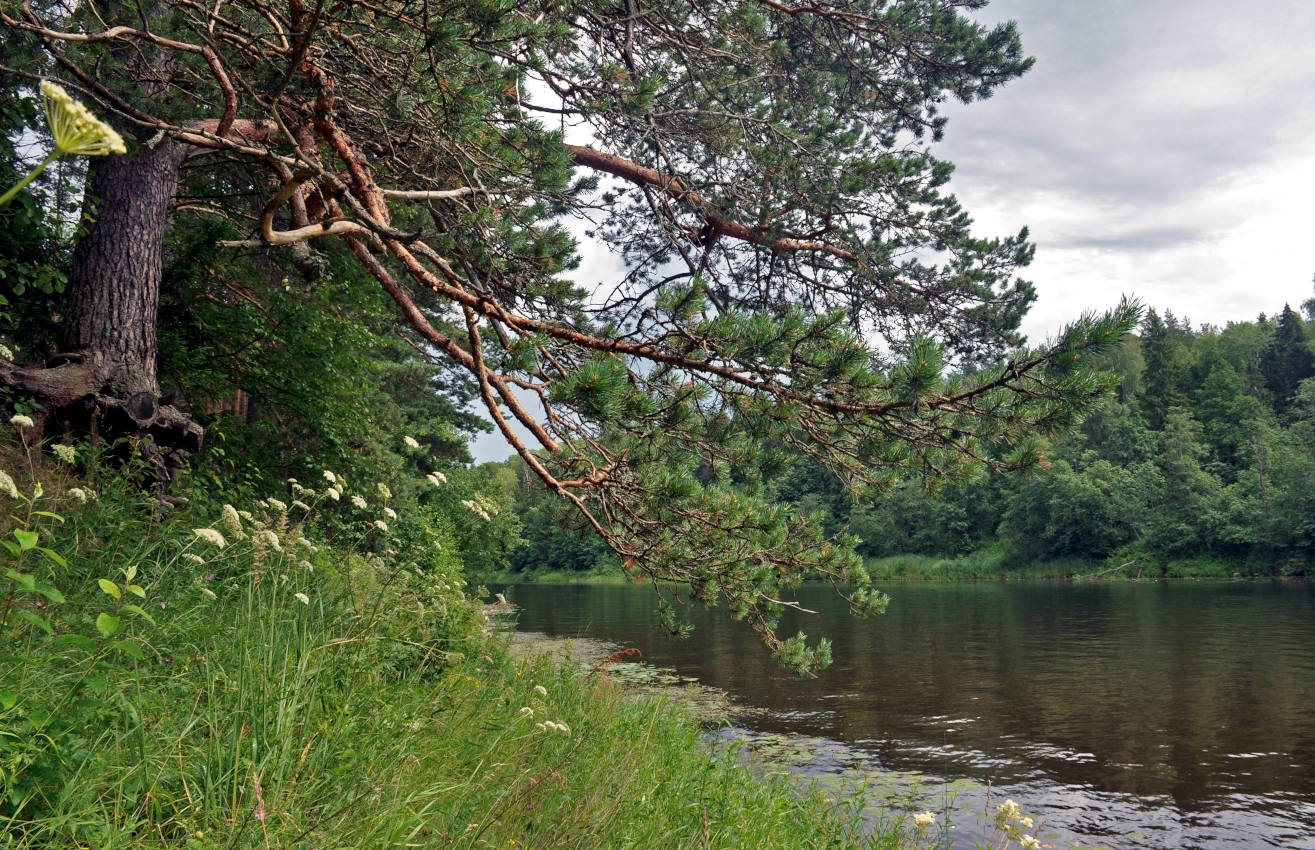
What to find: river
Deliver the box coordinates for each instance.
[497,580,1315,849]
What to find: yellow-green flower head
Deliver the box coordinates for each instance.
[0,470,20,499]
[52,444,76,464]
[41,81,127,157]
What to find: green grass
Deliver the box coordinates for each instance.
[1,461,897,849]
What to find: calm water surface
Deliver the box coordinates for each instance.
[501,581,1315,849]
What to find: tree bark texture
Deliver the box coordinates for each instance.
[61,137,187,395]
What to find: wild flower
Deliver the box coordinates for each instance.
[193,528,227,547]
[537,720,570,735]
[238,509,255,523]
[351,495,368,510]
[403,435,421,450]
[292,499,311,512]
[0,470,19,499]
[182,553,205,564]
[427,471,447,486]
[913,811,936,830]
[533,685,548,697]
[0,344,12,360]
[296,536,317,551]
[52,444,76,464]
[324,488,340,501]
[373,520,389,533]
[291,483,312,496]
[200,587,217,599]
[376,482,392,500]
[1019,816,1034,829]
[255,529,282,552]
[1020,837,1040,850]
[10,414,34,428]
[294,592,310,605]
[220,504,245,540]
[383,507,397,520]
[323,470,337,484]
[68,487,89,503]
[299,559,313,571]
[41,81,127,156]
[995,799,1022,825]
[518,706,534,719]
[266,497,287,513]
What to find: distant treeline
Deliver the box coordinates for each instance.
[497,297,1315,579]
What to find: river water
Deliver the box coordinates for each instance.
[499,581,1315,849]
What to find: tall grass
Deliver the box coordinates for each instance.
[1,449,896,849]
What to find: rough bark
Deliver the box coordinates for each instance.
[61,137,186,394]
[0,136,202,476]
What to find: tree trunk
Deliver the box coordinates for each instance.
[0,136,202,473]
[61,137,186,395]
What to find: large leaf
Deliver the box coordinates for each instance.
[95,612,121,637]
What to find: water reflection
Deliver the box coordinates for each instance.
[501,581,1315,849]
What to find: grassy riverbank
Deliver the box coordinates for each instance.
[1,462,897,849]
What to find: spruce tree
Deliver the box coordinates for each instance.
[1261,305,1315,417]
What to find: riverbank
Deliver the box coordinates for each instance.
[475,547,1288,584]
[0,468,893,849]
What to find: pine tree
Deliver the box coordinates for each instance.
[1,0,1138,669]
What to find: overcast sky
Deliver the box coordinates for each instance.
[937,0,1315,342]
[469,0,1315,462]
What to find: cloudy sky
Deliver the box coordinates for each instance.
[936,0,1315,342]
[469,0,1315,461]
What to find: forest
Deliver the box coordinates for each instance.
[503,301,1315,579]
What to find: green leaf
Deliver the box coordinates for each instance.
[126,583,146,598]
[35,583,64,603]
[0,691,16,711]
[95,613,121,637]
[53,633,96,650]
[124,563,137,582]
[120,603,154,624]
[109,640,145,660]
[30,511,64,523]
[13,529,38,550]
[6,570,35,591]
[37,547,67,568]
[0,539,17,556]
[97,578,121,599]
[14,610,52,635]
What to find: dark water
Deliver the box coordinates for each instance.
[500,581,1315,849]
